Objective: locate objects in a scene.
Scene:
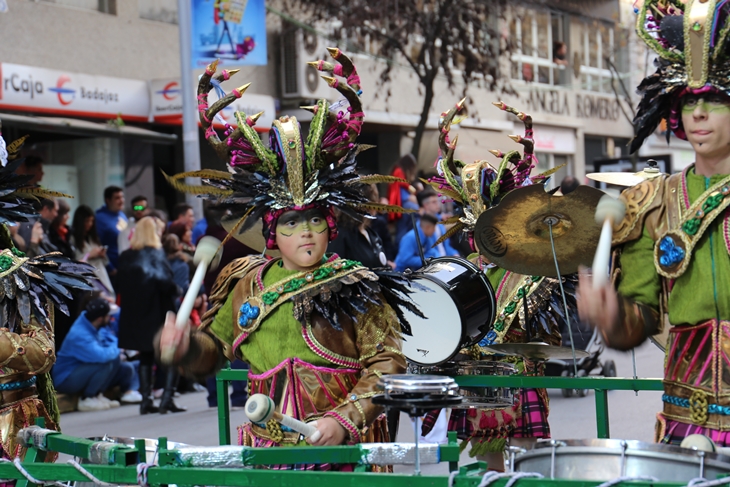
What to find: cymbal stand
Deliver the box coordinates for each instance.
[546,218,579,377]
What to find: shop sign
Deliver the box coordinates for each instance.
[149,77,275,129]
[0,63,149,121]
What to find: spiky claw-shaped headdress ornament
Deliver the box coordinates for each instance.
[424,100,562,248]
[632,0,730,152]
[165,48,412,250]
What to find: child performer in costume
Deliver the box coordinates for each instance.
[158,49,423,469]
[0,126,95,461]
[578,0,730,445]
[421,100,578,470]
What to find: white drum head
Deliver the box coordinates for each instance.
[401,278,461,365]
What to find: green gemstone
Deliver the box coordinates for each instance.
[692,21,702,32]
[287,139,296,149]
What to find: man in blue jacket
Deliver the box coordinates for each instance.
[395,213,458,271]
[95,186,128,281]
[53,298,138,412]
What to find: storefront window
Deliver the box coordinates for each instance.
[39,0,116,14]
[139,0,178,24]
[510,9,569,86]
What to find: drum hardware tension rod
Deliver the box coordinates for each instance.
[547,221,579,377]
[411,215,427,268]
[632,349,639,396]
[413,414,422,475]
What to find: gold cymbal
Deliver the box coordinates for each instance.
[221,215,280,257]
[483,342,590,361]
[474,184,604,276]
[586,166,664,187]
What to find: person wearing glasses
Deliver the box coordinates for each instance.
[118,195,150,254]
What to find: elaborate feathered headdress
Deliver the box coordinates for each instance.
[165,48,412,250]
[424,100,560,248]
[632,0,730,152]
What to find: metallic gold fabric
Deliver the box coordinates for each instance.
[0,394,57,461]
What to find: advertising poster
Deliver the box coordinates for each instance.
[191,0,268,68]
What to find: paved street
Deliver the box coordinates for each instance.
[56,340,666,473]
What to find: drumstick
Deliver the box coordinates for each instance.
[161,236,222,365]
[245,394,320,440]
[591,195,626,289]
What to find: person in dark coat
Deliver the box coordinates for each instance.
[117,216,182,415]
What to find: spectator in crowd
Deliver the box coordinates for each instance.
[116,217,184,415]
[387,154,420,242]
[71,205,114,301]
[553,41,569,66]
[191,203,209,245]
[48,199,75,259]
[395,213,457,271]
[162,233,205,323]
[329,184,393,269]
[118,195,150,254]
[416,189,459,257]
[16,155,44,186]
[95,186,128,280]
[167,221,196,258]
[18,198,58,257]
[170,203,195,230]
[53,298,140,411]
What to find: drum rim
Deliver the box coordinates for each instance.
[405,257,497,366]
[516,438,730,465]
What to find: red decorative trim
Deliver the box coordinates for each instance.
[323,411,361,443]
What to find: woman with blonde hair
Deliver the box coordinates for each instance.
[116,217,181,414]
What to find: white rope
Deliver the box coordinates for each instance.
[594,476,659,487]
[688,477,708,486]
[504,473,544,487]
[136,462,152,487]
[477,471,544,487]
[447,470,459,487]
[685,477,730,487]
[3,457,70,487]
[66,459,117,487]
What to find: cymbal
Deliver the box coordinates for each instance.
[474,184,604,276]
[221,216,280,258]
[482,342,590,361]
[586,166,664,187]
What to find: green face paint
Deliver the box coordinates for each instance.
[276,209,328,237]
[681,94,730,114]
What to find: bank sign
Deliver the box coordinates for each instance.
[0,63,149,121]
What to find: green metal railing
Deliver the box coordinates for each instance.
[215,368,664,445]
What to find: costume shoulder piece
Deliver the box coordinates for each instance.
[233,256,426,341]
[200,254,268,330]
[0,249,95,331]
[612,175,671,246]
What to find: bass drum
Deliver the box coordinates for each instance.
[401,257,496,366]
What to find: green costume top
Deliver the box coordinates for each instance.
[210,260,328,374]
[619,168,730,324]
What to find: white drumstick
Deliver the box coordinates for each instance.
[245,394,320,440]
[592,195,626,289]
[161,236,222,365]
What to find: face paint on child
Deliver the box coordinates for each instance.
[276,209,328,237]
[275,208,330,270]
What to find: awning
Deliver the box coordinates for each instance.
[0,112,178,145]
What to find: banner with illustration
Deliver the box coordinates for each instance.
[191,0,267,68]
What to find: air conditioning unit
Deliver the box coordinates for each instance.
[280,26,339,100]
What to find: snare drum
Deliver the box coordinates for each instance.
[512,439,730,482]
[409,361,517,409]
[401,257,496,365]
[373,374,463,416]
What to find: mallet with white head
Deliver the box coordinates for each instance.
[245,394,321,441]
[161,236,222,365]
[591,195,626,289]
